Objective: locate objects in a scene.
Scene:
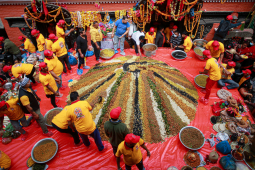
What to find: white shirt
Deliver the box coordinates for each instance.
[128,22,137,37]
[131,31,145,46]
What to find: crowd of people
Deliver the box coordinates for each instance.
[0,13,254,170]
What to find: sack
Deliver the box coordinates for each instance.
[2,137,12,145]
[68,53,77,65]
[216,141,231,154]
[219,154,236,170]
[215,20,231,39]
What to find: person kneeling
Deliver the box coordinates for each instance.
[218,61,239,90]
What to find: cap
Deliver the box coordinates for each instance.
[48,34,58,40]
[125,134,140,144]
[232,15,238,20]
[0,101,6,109]
[3,65,12,73]
[242,69,252,75]
[173,25,178,29]
[228,61,236,67]
[57,19,65,25]
[0,37,4,41]
[212,41,220,51]
[203,50,212,58]
[149,27,155,33]
[31,29,39,36]
[226,15,233,20]
[18,36,25,41]
[39,62,47,71]
[110,107,122,119]
[44,50,53,57]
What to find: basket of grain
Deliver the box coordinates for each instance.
[179,126,205,150]
[31,138,58,163]
[194,74,209,88]
[100,48,115,59]
[44,108,63,127]
[194,47,205,60]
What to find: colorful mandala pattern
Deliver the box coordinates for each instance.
[68,56,199,143]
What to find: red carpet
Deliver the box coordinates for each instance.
[1,48,253,170]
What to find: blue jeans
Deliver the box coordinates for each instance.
[56,74,62,93]
[125,159,145,170]
[114,35,125,52]
[218,79,239,89]
[79,128,104,151]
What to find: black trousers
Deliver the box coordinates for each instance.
[26,66,36,83]
[132,39,144,54]
[91,41,101,60]
[58,54,71,73]
[52,123,80,144]
[175,47,184,51]
[46,94,57,108]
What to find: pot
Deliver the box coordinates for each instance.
[209,149,219,163]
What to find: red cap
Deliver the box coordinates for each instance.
[0,101,6,108]
[228,61,236,67]
[226,15,233,20]
[39,62,47,71]
[203,50,212,58]
[149,27,155,33]
[125,134,140,144]
[31,29,39,36]
[18,36,25,41]
[110,107,122,119]
[3,65,12,73]
[173,25,178,29]
[212,41,220,51]
[0,37,4,41]
[48,34,58,40]
[242,69,252,75]
[44,50,53,57]
[57,19,65,25]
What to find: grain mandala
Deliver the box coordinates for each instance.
[68,56,199,143]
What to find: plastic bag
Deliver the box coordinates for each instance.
[216,141,231,154]
[2,137,12,145]
[68,53,77,66]
[85,51,94,57]
[219,154,236,170]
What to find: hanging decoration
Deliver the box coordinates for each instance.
[70,11,102,28]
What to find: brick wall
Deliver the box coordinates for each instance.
[0,2,254,46]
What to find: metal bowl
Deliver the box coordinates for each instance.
[194,74,209,89]
[142,44,158,57]
[31,138,58,163]
[193,39,207,48]
[3,82,13,90]
[179,126,205,150]
[44,107,63,127]
[194,47,205,60]
[231,150,244,162]
[171,50,187,60]
[100,48,115,59]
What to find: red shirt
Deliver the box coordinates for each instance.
[237,47,250,55]
[249,46,255,60]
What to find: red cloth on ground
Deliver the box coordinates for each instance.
[205,77,218,99]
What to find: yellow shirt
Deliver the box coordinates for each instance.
[44,55,63,76]
[66,101,96,135]
[115,138,145,166]
[205,58,221,81]
[36,33,45,52]
[56,25,65,40]
[24,38,36,53]
[145,32,156,44]
[52,106,69,129]
[164,27,173,41]
[239,76,249,86]
[0,151,11,169]
[0,98,24,120]
[206,40,224,59]
[45,39,53,51]
[183,36,192,53]
[52,38,67,57]
[90,26,103,43]
[39,72,58,95]
[11,63,33,78]
[221,63,235,79]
